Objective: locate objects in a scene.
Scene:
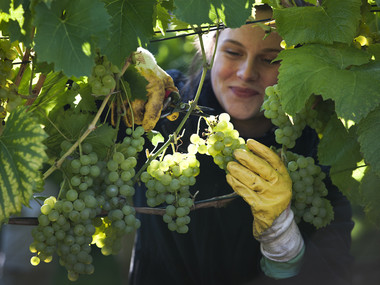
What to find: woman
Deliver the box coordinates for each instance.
[128,4,354,285]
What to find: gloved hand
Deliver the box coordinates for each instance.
[125,47,178,132]
[226,139,304,262]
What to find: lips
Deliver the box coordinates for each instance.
[229,86,260,98]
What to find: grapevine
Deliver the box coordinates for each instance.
[1,0,380,282]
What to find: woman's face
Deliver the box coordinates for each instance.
[211,13,282,121]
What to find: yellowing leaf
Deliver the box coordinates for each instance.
[0,107,48,224]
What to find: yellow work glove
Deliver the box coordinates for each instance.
[125,47,178,132]
[226,139,292,238]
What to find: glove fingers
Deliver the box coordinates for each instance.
[233,149,278,182]
[226,173,262,206]
[246,139,287,175]
[227,161,268,191]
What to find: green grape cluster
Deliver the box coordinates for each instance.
[93,150,141,255]
[284,151,334,228]
[31,127,146,281]
[0,38,17,86]
[140,152,200,234]
[91,127,145,254]
[0,39,22,113]
[30,192,99,281]
[262,84,321,149]
[30,142,103,281]
[189,113,246,170]
[88,54,120,96]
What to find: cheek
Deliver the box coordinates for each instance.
[262,68,280,87]
[211,60,231,83]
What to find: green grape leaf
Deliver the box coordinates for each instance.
[0,0,33,46]
[360,167,380,224]
[277,44,380,123]
[0,107,48,224]
[102,0,155,68]
[155,2,172,34]
[174,0,254,28]
[161,0,175,10]
[147,130,164,146]
[33,0,112,77]
[44,109,116,160]
[0,0,10,12]
[357,105,380,175]
[75,83,99,113]
[83,124,116,160]
[318,116,362,202]
[318,116,361,166]
[274,0,362,45]
[28,72,71,115]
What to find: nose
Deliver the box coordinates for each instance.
[236,59,259,81]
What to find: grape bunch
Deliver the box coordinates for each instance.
[0,38,22,113]
[88,54,120,96]
[262,84,321,149]
[91,126,145,255]
[0,38,17,86]
[284,151,334,228]
[140,152,200,234]
[30,142,104,281]
[189,113,246,170]
[30,191,100,281]
[92,151,140,255]
[31,126,146,281]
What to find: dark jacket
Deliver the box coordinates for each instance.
[128,70,354,285]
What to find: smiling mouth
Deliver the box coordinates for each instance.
[230,86,260,98]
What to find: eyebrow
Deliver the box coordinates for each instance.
[221,39,282,53]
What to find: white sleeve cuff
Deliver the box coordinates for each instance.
[258,208,304,262]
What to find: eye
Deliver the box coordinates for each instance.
[224,49,242,57]
[262,57,280,64]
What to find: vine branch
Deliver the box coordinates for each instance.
[7,192,239,225]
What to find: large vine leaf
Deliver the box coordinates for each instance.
[0,0,34,46]
[357,105,380,175]
[318,116,362,202]
[274,0,362,45]
[277,44,380,123]
[102,0,156,68]
[33,0,112,77]
[0,0,10,12]
[0,107,48,224]
[155,2,172,34]
[174,0,254,28]
[28,72,70,116]
[360,167,380,224]
[44,109,116,160]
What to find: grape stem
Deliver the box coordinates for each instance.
[42,58,133,180]
[134,30,212,182]
[7,192,239,224]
